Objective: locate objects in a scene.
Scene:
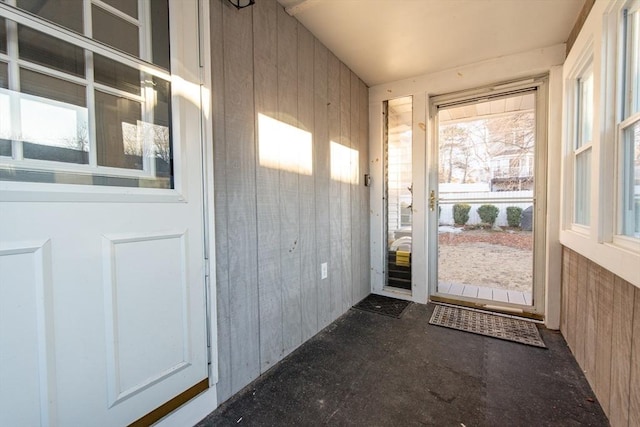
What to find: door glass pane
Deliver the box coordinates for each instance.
[385,96,412,290]
[150,0,170,70]
[18,70,89,163]
[0,61,7,88]
[150,77,172,178]
[101,0,138,19]
[621,121,640,237]
[16,0,83,33]
[20,68,86,106]
[95,90,142,170]
[437,92,536,306]
[92,5,139,58]
[94,53,141,95]
[0,17,6,53]
[18,25,85,77]
[0,63,9,156]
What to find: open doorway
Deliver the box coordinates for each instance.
[429,79,547,318]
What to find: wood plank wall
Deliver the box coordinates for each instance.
[211,0,370,404]
[561,247,639,426]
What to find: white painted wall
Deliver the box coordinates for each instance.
[369,44,566,325]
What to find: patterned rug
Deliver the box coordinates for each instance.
[429,304,546,348]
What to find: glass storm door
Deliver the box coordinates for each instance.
[430,83,546,318]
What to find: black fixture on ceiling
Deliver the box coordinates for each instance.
[228,0,255,9]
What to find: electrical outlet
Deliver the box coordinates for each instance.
[321,262,328,279]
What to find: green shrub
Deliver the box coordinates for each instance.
[506,206,523,228]
[477,204,499,225]
[453,203,471,226]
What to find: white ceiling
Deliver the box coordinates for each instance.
[277,0,585,87]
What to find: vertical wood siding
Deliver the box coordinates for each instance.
[211,0,370,404]
[561,247,639,426]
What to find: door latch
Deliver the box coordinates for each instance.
[429,190,436,211]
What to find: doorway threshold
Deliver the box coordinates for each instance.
[430,294,543,321]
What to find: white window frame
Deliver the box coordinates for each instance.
[0,1,179,194]
[613,0,640,251]
[560,0,639,288]
[563,42,594,236]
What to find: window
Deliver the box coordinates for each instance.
[618,0,640,239]
[0,0,173,188]
[574,67,594,226]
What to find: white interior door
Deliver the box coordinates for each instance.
[0,1,209,425]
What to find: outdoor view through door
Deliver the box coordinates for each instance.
[436,91,536,307]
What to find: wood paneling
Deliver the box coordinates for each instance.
[340,62,352,312]
[609,276,634,427]
[595,268,614,415]
[212,0,370,404]
[327,51,343,323]
[630,290,640,427]
[298,24,318,343]
[584,261,598,386]
[253,0,283,374]
[561,246,640,426]
[313,39,331,330]
[575,253,587,368]
[210,0,231,401]
[221,3,260,396]
[277,5,303,358]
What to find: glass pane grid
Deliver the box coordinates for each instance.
[0,6,173,189]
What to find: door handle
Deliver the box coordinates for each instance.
[430,190,436,211]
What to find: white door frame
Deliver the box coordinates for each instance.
[426,77,549,319]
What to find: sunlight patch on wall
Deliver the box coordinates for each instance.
[330,141,359,184]
[258,113,313,175]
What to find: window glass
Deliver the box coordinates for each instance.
[0,17,6,53]
[621,120,640,237]
[18,25,85,77]
[95,90,142,170]
[626,6,640,116]
[101,0,138,19]
[0,74,9,156]
[150,77,171,177]
[20,68,86,107]
[617,3,640,239]
[16,0,83,33]
[19,70,88,164]
[578,71,593,149]
[150,0,170,70]
[575,148,591,225]
[94,53,140,95]
[0,140,10,157]
[92,5,139,58]
[0,61,7,88]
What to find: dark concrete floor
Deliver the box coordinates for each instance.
[198,303,609,427]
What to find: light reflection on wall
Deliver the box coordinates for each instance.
[330,141,359,184]
[258,113,312,175]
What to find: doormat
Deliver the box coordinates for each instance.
[429,304,546,348]
[352,294,411,318]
